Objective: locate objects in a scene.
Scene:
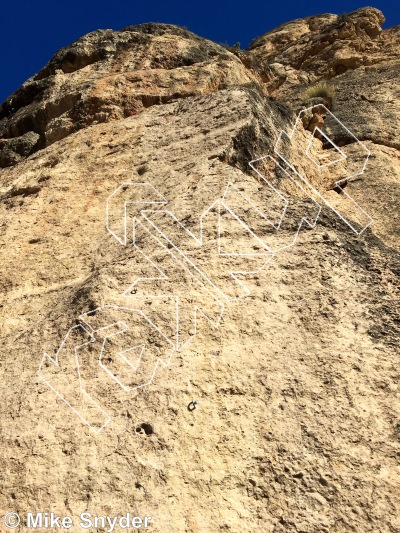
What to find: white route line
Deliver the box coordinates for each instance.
[38,306,176,432]
[106,182,167,245]
[273,104,372,235]
[37,324,111,433]
[38,104,374,431]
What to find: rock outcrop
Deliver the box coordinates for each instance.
[0,24,262,167]
[247,7,399,92]
[0,7,399,533]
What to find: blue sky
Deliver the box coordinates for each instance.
[0,1,398,104]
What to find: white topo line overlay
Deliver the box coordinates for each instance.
[38,105,373,431]
[273,104,372,235]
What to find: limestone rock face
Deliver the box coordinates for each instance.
[1,11,399,533]
[248,7,399,93]
[0,23,261,168]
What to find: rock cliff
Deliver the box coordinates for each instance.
[0,7,399,533]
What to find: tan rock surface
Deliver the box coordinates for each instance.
[0,23,261,168]
[0,9,399,533]
[247,7,400,95]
